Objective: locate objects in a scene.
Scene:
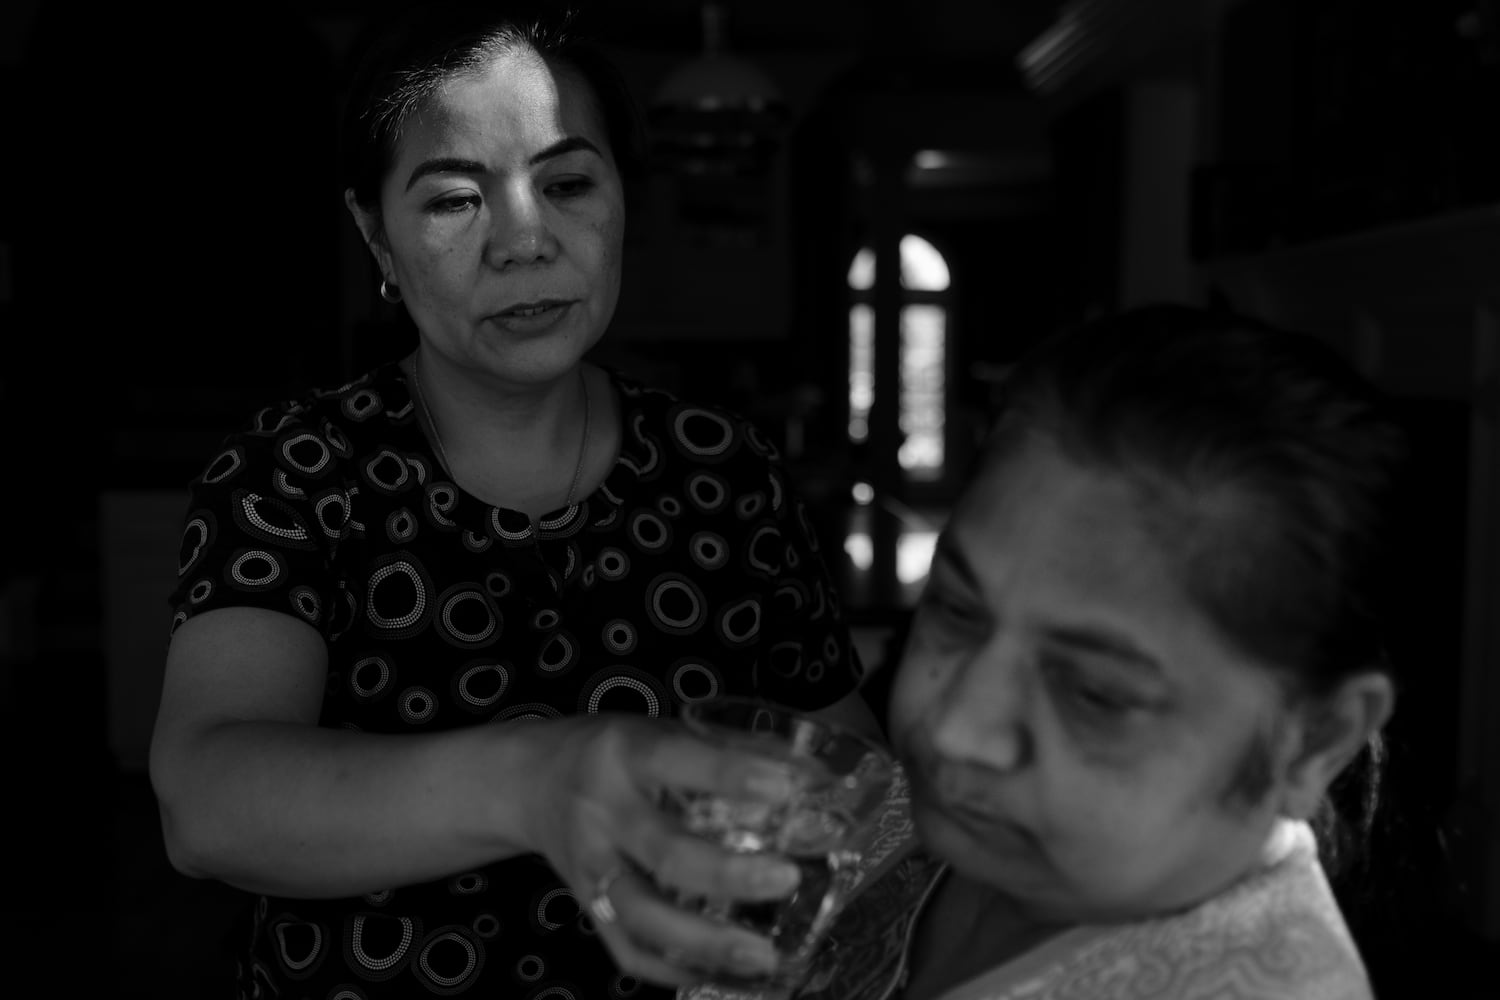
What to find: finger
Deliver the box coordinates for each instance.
[637,826,802,904]
[637,727,806,804]
[602,867,785,986]
[593,924,726,992]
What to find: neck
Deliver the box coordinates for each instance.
[904,871,1073,1000]
[407,351,595,515]
[920,872,1072,974]
[958,874,1072,943]
[416,352,586,436]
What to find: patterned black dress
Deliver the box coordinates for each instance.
[167,360,864,1000]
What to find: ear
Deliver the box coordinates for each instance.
[1278,672,1395,820]
[344,188,394,281]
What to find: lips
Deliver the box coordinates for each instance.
[907,752,1037,848]
[494,298,571,318]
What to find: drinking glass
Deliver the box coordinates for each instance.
[660,696,897,996]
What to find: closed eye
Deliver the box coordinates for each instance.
[430,194,481,214]
[1040,653,1147,719]
[919,588,988,633]
[1069,682,1131,713]
[546,176,596,199]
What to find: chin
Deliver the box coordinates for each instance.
[476,341,588,384]
[911,803,1086,921]
[911,794,1034,882]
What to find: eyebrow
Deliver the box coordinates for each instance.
[404,136,605,192]
[1044,624,1165,679]
[932,533,1165,680]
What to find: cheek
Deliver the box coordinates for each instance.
[587,216,624,293]
[407,247,458,286]
[886,651,946,757]
[1034,755,1242,887]
[390,224,475,298]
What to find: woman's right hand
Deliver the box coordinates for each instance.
[519,711,806,988]
[155,607,803,985]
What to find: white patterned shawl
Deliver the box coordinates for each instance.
[681,769,1375,1000]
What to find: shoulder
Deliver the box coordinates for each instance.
[611,369,784,462]
[189,362,411,487]
[1217,821,1373,993]
[608,369,794,511]
[225,362,406,441]
[1045,822,1375,1000]
[1206,822,1375,998]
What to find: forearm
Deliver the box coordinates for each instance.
[153,718,555,898]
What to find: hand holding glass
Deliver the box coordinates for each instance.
[659,697,896,994]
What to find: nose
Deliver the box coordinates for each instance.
[486,183,559,269]
[925,634,1033,773]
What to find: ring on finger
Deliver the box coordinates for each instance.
[587,864,630,925]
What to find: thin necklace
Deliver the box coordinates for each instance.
[410,355,592,509]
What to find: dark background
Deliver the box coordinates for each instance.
[2,1,1499,996]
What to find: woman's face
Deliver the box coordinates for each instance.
[365,46,625,385]
[888,432,1301,924]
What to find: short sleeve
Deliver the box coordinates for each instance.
[751,455,865,711]
[167,418,347,639]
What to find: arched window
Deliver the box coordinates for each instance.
[844,234,950,597]
[847,234,951,481]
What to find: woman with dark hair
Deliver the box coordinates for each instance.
[147,4,876,997]
[693,303,1406,999]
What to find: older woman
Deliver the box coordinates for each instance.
[147,5,876,998]
[692,303,1403,999]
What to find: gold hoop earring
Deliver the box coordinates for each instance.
[380,279,402,303]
